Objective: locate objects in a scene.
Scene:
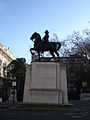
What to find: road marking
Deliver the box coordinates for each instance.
[65,113,73,115]
[32,112,48,116]
[72,115,82,118]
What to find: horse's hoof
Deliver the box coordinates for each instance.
[48,59,51,62]
[31,53,34,55]
[58,57,60,61]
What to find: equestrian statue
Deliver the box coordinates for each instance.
[30,30,61,61]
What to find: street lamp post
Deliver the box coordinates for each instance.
[12,81,16,105]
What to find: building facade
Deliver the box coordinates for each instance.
[0,43,16,77]
[0,43,16,100]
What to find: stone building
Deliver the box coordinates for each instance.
[0,43,16,77]
[0,43,16,99]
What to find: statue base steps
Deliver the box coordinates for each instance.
[23,62,68,104]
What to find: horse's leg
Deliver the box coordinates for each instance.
[55,51,59,57]
[37,52,41,61]
[49,51,55,61]
[30,48,35,55]
[55,51,60,61]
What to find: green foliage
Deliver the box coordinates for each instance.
[7,58,26,101]
[1,79,11,102]
[16,103,72,110]
[61,28,90,99]
[7,58,26,78]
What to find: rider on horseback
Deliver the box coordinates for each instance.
[30,31,61,61]
[42,30,49,43]
[41,30,49,53]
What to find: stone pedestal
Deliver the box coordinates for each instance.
[23,62,68,104]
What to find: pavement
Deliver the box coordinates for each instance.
[0,99,90,110]
[70,100,90,110]
[0,100,17,108]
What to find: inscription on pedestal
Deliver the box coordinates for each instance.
[32,63,56,89]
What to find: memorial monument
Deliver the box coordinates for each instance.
[23,31,68,104]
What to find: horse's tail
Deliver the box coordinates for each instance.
[56,42,61,51]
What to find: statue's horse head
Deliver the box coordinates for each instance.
[30,32,41,43]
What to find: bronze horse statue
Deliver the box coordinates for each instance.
[30,32,61,61]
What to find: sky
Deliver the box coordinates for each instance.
[0,0,90,63]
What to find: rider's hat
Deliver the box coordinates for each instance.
[44,30,49,33]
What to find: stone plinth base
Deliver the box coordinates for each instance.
[23,62,68,104]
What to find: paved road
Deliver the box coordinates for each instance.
[0,100,90,120]
[0,108,90,120]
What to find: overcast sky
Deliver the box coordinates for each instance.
[0,0,90,63]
